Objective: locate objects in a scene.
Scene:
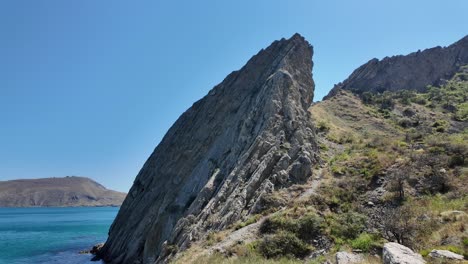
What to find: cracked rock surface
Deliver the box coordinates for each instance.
[98,33,318,264]
[326,35,468,98]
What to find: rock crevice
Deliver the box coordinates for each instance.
[99,33,318,264]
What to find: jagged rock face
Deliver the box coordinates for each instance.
[99,34,318,264]
[325,35,468,99]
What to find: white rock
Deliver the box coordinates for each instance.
[383,242,426,264]
[429,249,464,260]
[336,251,364,264]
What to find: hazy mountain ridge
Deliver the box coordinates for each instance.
[0,176,126,207]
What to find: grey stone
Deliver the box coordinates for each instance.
[336,251,364,264]
[429,249,464,260]
[383,242,426,264]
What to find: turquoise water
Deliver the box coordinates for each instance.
[0,207,118,264]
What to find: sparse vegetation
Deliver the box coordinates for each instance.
[257,231,312,259]
[351,232,381,252]
[172,68,468,263]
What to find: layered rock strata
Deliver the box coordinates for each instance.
[99,33,318,264]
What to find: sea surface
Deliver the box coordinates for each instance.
[0,207,119,264]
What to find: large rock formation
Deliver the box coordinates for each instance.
[99,34,318,264]
[325,35,468,99]
[0,176,126,207]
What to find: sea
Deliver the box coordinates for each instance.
[0,207,119,264]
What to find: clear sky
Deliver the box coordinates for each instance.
[1,1,466,192]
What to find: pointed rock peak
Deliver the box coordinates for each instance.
[219,33,314,105]
[453,34,468,46]
[98,36,318,264]
[290,32,308,42]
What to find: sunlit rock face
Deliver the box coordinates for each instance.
[99,33,319,264]
[325,35,468,99]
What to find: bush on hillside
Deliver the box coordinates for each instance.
[257,231,312,259]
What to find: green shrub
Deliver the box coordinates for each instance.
[317,120,331,132]
[260,214,297,234]
[432,120,449,132]
[165,244,179,255]
[330,211,367,240]
[414,96,427,105]
[260,212,324,242]
[257,231,312,259]
[296,213,324,241]
[420,249,431,257]
[462,237,468,246]
[235,215,261,230]
[454,102,468,121]
[398,118,413,128]
[350,232,375,252]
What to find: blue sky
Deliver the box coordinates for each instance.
[1,1,466,192]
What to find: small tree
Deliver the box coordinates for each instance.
[381,205,416,246]
[387,167,408,201]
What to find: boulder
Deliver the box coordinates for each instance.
[383,242,426,264]
[336,251,364,264]
[429,249,464,260]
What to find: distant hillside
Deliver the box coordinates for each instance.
[0,176,126,207]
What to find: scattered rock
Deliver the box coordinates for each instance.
[79,243,104,255]
[309,249,326,259]
[90,243,104,255]
[383,242,426,264]
[336,251,364,264]
[429,249,464,260]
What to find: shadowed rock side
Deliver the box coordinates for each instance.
[0,176,126,207]
[99,34,318,264]
[325,35,468,99]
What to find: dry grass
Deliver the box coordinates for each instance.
[173,252,303,264]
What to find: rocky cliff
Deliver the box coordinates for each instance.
[98,34,318,264]
[325,35,468,99]
[0,176,126,207]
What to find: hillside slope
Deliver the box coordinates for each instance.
[0,176,126,207]
[168,40,467,264]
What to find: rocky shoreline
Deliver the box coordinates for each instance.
[79,243,104,261]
